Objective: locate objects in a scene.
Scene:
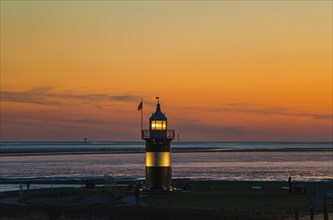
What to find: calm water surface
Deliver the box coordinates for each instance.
[1,150,331,182]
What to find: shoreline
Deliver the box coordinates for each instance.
[1,177,332,186]
[1,147,331,157]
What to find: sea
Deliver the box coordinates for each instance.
[0,142,332,192]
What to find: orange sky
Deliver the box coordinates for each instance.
[1,1,332,141]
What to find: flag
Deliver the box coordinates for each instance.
[138,100,143,111]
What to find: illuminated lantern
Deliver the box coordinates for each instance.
[142,100,175,191]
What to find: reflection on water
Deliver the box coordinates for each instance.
[1,151,331,181]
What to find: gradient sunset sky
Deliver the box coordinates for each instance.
[1,1,332,141]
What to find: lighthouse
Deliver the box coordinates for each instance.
[141,99,175,191]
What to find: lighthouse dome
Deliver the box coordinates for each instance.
[150,102,167,120]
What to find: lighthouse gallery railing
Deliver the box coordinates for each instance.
[141,129,175,140]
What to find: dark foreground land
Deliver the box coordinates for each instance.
[0,180,332,220]
[0,204,294,220]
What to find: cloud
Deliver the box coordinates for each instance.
[225,103,332,120]
[1,87,62,105]
[182,103,332,121]
[173,121,281,141]
[173,119,333,141]
[179,122,253,136]
[1,87,141,107]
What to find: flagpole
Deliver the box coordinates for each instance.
[141,98,143,133]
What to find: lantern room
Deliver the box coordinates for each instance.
[151,120,166,130]
[149,101,167,131]
[141,99,175,141]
